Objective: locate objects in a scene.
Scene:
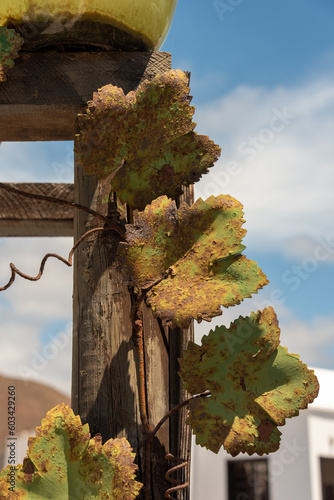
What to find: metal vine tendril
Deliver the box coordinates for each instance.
[165,454,189,499]
[0,182,127,290]
[0,227,111,291]
[146,390,210,500]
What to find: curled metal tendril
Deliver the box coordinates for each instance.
[165,453,189,499]
[0,227,111,291]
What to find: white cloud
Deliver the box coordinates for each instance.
[0,238,73,395]
[279,314,334,368]
[283,235,334,261]
[0,315,72,396]
[194,74,334,251]
[195,304,334,370]
[0,142,74,182]
[0,238,73,320]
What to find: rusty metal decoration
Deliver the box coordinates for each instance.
[165,454,189,499]
[179,307,319,456]
[0,49,321,498]
[0,183,126,291]
[75,70,221,210]
[0,404,142,499]
[0,227,116,291]
[122,194,268,328]
[0,27,23,81]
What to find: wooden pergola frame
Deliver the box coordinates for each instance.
[0,50,194,499]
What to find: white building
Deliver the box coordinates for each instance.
[191,368,334,500]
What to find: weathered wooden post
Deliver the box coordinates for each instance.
[71,54,194,497]
[0,5,194,496]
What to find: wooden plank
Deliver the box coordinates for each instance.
[0,183,74,236]
[0,51,171,141]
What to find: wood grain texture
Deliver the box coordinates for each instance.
[72,166,194,500]
[0,51,171,141]
[0,183,74,236]
[169,186,195,500]
[71,54,194,497]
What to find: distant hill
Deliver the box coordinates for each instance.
[0,374,71,443]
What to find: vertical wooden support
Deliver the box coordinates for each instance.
[71,58,194,497]
[0,49,193,498]
[72,160,194,500]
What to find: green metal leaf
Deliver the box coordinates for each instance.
[179,307,319,456]
[0,27,23,81]
[75,70,221,210]
[0,404,142,499]
[122,195,268,328]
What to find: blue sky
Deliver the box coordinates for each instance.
[165,0,334,99]
[0,0,333,396]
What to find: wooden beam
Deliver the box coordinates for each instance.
[0,183,74,236]
[0,51,171,141]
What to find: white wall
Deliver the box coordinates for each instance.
[308,411,334,500]
[191,436,227,500]
[191,411,312,500]
[190,368,334,500]
[269,411,311,500]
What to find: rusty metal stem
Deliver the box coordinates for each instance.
[135,300,150,431]
[132,292,152,499]
[151,390,211,439]
[143,391,210,499]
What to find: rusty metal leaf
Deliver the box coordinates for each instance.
[0,27,23,81]
[122,195,268,328]
[179,307,319,456]
[0,404,142,499]
[75,70,221,210]
[104,438,142,500]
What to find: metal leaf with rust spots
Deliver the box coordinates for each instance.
[0,27,24,81]
[0,404,142,499]
[122,195,268,328]
[179,307,319,456]
[103,438,142,500]
[75,69,221,210]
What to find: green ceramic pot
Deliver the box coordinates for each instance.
[0,0,177,50]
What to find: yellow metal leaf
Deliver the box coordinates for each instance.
[75,70,220,210]
[122,195,268,328]
[179,307,319,456]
